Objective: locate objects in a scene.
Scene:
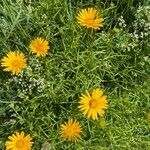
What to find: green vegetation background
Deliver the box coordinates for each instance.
[0,0,150,149]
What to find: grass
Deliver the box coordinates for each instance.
[0,0,150,149]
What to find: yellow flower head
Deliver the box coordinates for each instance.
[60,119,81,141]
[78,88,108,120]
[5,131,33,150]
[76,7,104,29]
[29,37,49,57]
[1,51,27,75]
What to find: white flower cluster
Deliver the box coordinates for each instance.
[126,33,139,52]
[116,5,150,53]
[6,58,50,100]
[132,5,150,39]
[118,16,126,28]
[20,69,45,91]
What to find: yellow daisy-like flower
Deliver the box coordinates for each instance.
[78,88,108,120]
[1,51,27,75]
[5,131,33,150]
[76,7,104,29]
[29,37,49,57]
[60,119,81,141]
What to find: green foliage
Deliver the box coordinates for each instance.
[0,0,150,149]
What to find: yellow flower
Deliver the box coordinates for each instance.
[29,37,49,57]
[1,51,27,75]
[60,119,81,141]
[76,7,104,29]
[5,131,33,150]
[78,88,108,120]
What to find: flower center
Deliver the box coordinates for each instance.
[36,42,44,52]
[68,125,75,136]
[12,59,19,68]
[89,99,97,108]
[85,19,94,26]
[16,140,24,149]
